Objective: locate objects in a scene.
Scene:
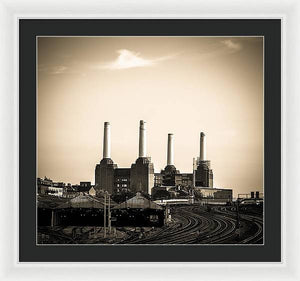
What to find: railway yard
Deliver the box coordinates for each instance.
[38,204,263,244]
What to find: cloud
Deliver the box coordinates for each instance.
[39,64,86,76]
[196,39,243,61]
[38,65,69,75]
[50,65,68,75]
[221,39,242,52]
[99,49,176,70]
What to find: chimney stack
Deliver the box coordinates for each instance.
[200,132,206,161]
[167,133,174,166]
[139,120,146,157]
[103,122,111,158]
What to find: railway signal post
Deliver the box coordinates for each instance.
[104,192,107,238]
[108,193,112,234]
[236,197,241,240]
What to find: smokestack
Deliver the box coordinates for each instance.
[200,132,206,161]
[139,120,146,157]
[103,122,111,158]
[167,133,174,165]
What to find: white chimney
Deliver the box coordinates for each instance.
[167,133,174,165]
[200,132,206,161]
[103,122,111,158]
[139,120,146,157]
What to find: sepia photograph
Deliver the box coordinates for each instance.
[37,36,264,245]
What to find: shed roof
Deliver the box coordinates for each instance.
[114,193,162,210]
[37,195,69,209]
[54,194,117,209]
[55,194,104,209]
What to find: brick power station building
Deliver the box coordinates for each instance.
[95,121,154,195]
[95,120,218,196]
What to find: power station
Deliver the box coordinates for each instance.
[37,119,261,245]
[95,120,216,196]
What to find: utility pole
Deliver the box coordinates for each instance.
[236,197,241,240]
[104,192,107,238]
[51,210,55,228]
[193,157,196,188]
[108,193,111,234]
[165,203,168,224]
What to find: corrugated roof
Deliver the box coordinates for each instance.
[37,195,69,209]
[55,194,104,209]
[114,193,163,210]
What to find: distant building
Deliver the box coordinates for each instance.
[37,178,97,198]
[194,187,232,201]
[72,184,93,195]
[48,182,64,197]
[37,177,64,196]
[80,181,91,188]
[37,177,53,194]
[88,186,96,196]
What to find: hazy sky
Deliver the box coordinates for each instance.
[38,36,263,197]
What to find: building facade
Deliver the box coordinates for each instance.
[114,168,131,193]
[95,120,155,196]
[94,122,227,196]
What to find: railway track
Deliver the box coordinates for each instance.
[239,214,263,244]
[214,208,263,244]
[38,205,263,245]
[38,226,78,244]
[122,211,195,244]
[125,206,233,244]
[124,205,263,244]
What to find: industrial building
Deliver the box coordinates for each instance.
[38,192,164,227]
[95,120,154,196]
[151,131,214,198]
[194,132,213,188]
[38,120,231,200]
[153,131,213,190]
[94,120,232,200]
[113,192,164,227]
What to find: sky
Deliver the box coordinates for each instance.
[37,36,263,197]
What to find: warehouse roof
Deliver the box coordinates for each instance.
[114,192,163,210]
[55,194,105,209]
[37,194,69,209]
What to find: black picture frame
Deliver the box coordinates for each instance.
[19,19,281,262]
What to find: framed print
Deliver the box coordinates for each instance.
[19,19,280,262]
[4,0,300,278]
